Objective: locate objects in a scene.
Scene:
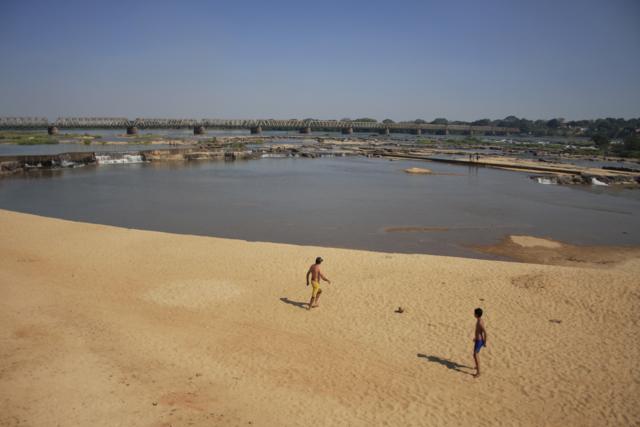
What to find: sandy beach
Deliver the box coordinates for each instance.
[1,209,639,426]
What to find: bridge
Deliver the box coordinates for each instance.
[0,117,519,136]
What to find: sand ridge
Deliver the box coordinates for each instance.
[510,235,563,249]
[476,234,640,267]
[1,209,639,426]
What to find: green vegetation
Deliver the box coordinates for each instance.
[612,135,640,158]
[592,134,610,151]
[459,116,640,141]
[396,116,639,141]
[461,137,482,145]
[0,131,108,145]
[590,129,640,158]
[0,131,59,145]
[60,133,100,139]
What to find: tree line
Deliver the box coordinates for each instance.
[332,116,638,137]
[329,116,639,158]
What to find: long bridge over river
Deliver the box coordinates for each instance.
[0,117,519,136]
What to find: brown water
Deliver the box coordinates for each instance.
[0,156,638,259]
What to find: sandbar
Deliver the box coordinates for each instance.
[1,209,639,426]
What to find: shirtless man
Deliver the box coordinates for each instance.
[306,257,331,310]
[472,307,488,377]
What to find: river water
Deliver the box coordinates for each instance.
[1,156,638,259]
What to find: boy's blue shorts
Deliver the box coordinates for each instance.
[474,339,485,353]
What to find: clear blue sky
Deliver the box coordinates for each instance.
[1,0,638,121]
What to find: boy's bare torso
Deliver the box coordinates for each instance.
[309,264,322,282]
[475,319,485,341]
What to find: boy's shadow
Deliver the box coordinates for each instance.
[417,353,474,376]
[280,297,307,310]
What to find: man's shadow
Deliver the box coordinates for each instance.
[417,354,474,376]
[280,297,307,310]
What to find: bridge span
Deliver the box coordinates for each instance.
[0,117,519,136]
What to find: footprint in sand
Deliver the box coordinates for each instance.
[511,273,549,291]
[143,279,242,308]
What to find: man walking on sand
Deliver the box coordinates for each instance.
[472,307,488,377]
[306,257,331,310]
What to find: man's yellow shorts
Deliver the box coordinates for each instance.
[311,280,321,298]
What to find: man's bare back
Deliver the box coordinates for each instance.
[306,257,330,310]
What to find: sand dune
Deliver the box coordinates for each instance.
[1,209,639,426]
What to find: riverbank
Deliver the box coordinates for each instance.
[1,209,638,426]
[2,135,639,187]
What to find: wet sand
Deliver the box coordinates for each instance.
[1,209,639,426]
[474,234,640,267]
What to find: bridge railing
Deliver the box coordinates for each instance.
[0,117,520,134]
[53,117,132,129]
[0,117,49,129]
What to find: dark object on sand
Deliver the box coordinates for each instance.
[395,307,404,313]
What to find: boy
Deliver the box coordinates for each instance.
[473,307,487,377]
[306,257,331,310]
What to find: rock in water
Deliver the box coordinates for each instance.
[404,167,432,175]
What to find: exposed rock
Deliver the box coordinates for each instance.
[0,153,95,176]
[404,167,432,175]
[0,161,23,176]
[184,151,224,161]
[532,173,640,187]
[224,151,255,161]
[141,149,190,161]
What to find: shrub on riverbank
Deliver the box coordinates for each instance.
[0,131,59,145]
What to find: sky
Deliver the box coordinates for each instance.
[0,0,638,121]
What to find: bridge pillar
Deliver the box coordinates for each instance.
[379,127,390,136]
[194,126,206,135]
[250,126,262,134]
[126,126,138,135]
[341,127,353,135]
[412,128,422,135]
[47,126,59,135]
[444,127,449,135]
[299,126,311,134]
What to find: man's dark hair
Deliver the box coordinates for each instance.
[474,308,483,317]
[315,257,323,264]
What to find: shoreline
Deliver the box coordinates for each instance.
[1,135,639,187]
[1,209,639,425]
